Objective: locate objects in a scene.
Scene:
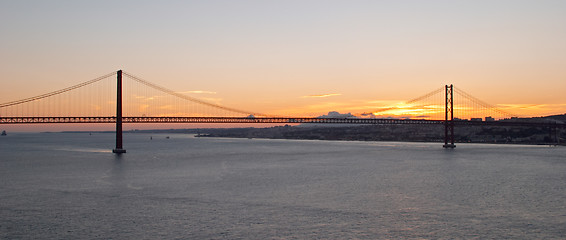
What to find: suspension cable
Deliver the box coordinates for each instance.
[454,87,518,118]
[0,72,116,108]
[122,71,267,117]
[364,87,444,115]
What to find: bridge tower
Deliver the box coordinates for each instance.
[443,84,456,148]
[112,70,126,154]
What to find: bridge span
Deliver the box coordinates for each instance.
[1,116,564,128]
[1,70,565,153]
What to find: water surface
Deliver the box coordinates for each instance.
[1,133,565,239]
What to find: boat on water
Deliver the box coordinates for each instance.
[1,130,6,136]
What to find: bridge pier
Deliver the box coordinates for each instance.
[443,84,456,148]
[112,70,126,154]
[443,143,456,148]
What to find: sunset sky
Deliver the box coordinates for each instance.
[1,0,566,131]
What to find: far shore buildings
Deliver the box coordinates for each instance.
[465,116,497,122]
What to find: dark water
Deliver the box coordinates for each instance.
[1,132,565,239]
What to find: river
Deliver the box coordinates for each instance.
[1,132,565,239]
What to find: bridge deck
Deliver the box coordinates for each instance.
[0,116,564,128]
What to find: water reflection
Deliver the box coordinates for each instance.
[111,154,124,183]
[97,154,128,190]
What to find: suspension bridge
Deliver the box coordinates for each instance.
[1,70,564,153]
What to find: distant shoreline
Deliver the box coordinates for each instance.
[46,124,564,146]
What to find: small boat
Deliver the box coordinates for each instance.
[1,130,6,136]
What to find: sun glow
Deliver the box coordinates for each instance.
[370,103,444,119]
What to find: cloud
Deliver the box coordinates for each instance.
[177,90,217,94]
[200,97,224,105]
[302,93,342,98]
[273,99,399,117]
[317,111,357,118]
[131,94,162,101]
[496,104,549,110]
[159,105,174,110]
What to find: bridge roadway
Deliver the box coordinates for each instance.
[1,116,564,128]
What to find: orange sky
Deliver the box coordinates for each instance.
[1,1,566,131]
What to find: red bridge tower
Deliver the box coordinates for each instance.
[443,84,456,148]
